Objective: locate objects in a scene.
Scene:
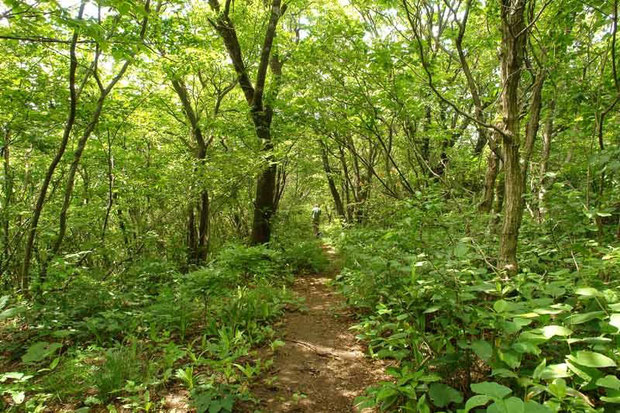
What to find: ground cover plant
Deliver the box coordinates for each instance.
[0,240,327,411]
[333,195,619,412]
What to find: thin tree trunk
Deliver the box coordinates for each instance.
[187,205,198,265]
[319,141,346,220]
[536,99,555,222]
[51,0,150,257]
[480,149,499,212]
[21,2,85,289]
[273,163,287,212]
[197,190,209,262]
[2,130,12,275]
[51,93,109,257]
[101,131,115,241]
[170,78,212,264]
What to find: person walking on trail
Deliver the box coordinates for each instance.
[311,204,321,237]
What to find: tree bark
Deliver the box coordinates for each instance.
[498,0,527,276]
[250,111,277,244]
[170,78,212,265]
[208,0,286,245]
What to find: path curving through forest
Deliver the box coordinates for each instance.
[245,246,387,412]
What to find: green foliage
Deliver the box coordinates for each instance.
[0,0,618,409]
[21,342,62,364]
[337,199,620,412]
[0,242,307,410]
[94,344,143,401]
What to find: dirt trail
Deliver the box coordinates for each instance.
[246,247,387,412]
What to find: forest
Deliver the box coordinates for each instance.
[0,0,619,411]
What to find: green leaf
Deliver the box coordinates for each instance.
[464,395,490,412]
[524,400,553,413]
[470,381,512,399]
[8,390,25,404]
[492,368,519,378]
[596,375,620,390]
[540,363,570,380]
[498,349,521,369]
[532,359,546,380]
[22,342,62,364]
[566,360,598,382]
[493,300,511,313]
[541,325,572,339]
[511,340,541,355]
[428,383,463,407]
[0,306,22,321]
[454,242,468,258]
[566,351,616,368]
[547,379,567,398]
[565,311,605,325]
[574,287,602,297]
[488,398,524,413]
[609,314,620,331]
[505,397,525,413]
[423,305,441,314]
[471,340,493,361]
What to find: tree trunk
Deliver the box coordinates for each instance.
[479,149,500,212]
[170,79,211,264]
[101,131,115,241]
[197,190,209,262]
[250,111,276,245]
[498,0,527,276]
[187,205,198,265]
[2,130,12,275]
[536,99,555,222]
[22,4,85,289]
[209,0,286,245]
[51,93,108,257]
[320,141,346,220]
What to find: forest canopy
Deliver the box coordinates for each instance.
[0,0,619,411]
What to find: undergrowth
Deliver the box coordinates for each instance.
[0,238,327,412]
[334,195,619,413]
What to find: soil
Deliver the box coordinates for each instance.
[243,247,387,413]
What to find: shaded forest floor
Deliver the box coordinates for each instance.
[242,246,387,412]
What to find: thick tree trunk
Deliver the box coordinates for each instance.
[250,111,276,245]
[498,0,527,276]
[209,0,285,245]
